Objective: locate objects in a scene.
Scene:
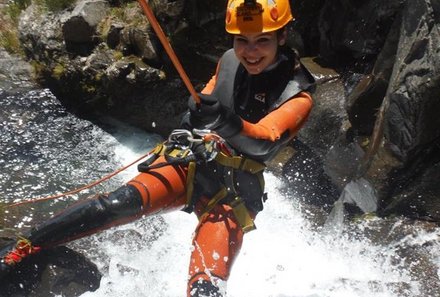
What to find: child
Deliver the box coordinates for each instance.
[0,1,314,296]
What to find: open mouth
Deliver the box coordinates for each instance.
[244,57,263,66]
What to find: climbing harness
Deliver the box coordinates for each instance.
[137,129,265,233]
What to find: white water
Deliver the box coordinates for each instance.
[78,144,439,297]
[1,88,439,297]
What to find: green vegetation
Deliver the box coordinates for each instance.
[0,0,31,53]
[52,63,65,80]
[81,81,96,94]
[0,30,21,53]
[97,2,147,46]
[113,50,123,60]
[34,0,77,12]
[108,2,146,26]
[6,0,31,20]
[0,0,76,53]
[30,60,46,78]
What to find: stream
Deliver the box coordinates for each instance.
[1,79,440,297]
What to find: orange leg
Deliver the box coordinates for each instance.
[127,156,189,215]
[187,199,249,296]
[26,156,189,247]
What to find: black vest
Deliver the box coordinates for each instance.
[210,47,315,162]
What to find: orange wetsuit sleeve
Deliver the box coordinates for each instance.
[200,63,220,95]
[241,92,313,141]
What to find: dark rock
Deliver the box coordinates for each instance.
[291,0,326,56]
[331,0,440,221]
[297,57,346,159]
[345,11,401,136]
[318,0,405,64]
[62,0,109,43]
[106,22,124,49]
[62,0,109,56]
[384,0,440,164]
[381,144,440,220]
[119,26,159,64]
[0,245,101,297]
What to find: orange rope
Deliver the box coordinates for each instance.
[137,0,200,105]
[8,151,153,208]
[8,1,198,207]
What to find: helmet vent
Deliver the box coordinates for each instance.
[270,7,278,20]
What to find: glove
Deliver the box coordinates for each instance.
[188,93,221,126]
[188,93,242,138]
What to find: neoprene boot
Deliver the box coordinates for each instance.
[0,184,143,277]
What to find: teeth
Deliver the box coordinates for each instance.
[246,58,261,64]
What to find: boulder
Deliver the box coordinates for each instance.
[62,0,110,55]
[0,244,101,297]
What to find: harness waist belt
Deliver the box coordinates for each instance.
[214,152,265,174]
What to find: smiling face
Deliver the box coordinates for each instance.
[233,29,287,75]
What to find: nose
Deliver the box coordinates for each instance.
[245,42,258,53]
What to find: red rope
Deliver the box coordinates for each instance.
[8,151,153,208]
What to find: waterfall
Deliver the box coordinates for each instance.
[1,87,440,297]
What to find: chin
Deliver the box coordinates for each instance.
[244,65,263,75]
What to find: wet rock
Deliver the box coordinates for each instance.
[318,0,405,63]
[384,0,440,164]
[0,244,101,297]
[345,217,440,296]
[119,26,159,64]
[106,22,124,49]
[345,12,401,136]
[281,139,339,211]
[296,57,345,159]
[382,155,440,220]
[361,0,440,219]
[0,50,35,91]
[281,58,343,209]
[18,4,65,63]
[62,0,110,44]
[318,0,440,222]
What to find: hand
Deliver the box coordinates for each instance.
[188,93,243,138]
[188,93,221,126]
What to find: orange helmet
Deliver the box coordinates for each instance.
[225,0,294,34]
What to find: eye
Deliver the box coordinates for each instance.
[234,36,248,44]
[257,37,271,43]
